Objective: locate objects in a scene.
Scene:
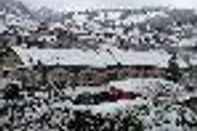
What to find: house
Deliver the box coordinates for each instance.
[10,46,116,86]
[100,46,188,78]
[8,46,188,86]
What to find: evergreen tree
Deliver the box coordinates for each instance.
[167,53,182,82]
[4,83,20,100]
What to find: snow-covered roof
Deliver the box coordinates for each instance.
[77,35,96,41]
[49,22,67,31]
[70,98,147,115]
[104,47,171,68]
[71,28,89,35]
[11,46,188,69]
[109,78,182,96]
[123,11,168,24]
[102,46,188,68]
[12,46,116,68]
[179,38,197,47]
[109,77,189,103]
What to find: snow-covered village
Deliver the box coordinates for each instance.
[1,0,197,130]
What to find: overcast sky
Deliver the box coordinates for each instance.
[18,0,197,11]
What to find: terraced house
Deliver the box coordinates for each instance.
[1,46,187,87]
